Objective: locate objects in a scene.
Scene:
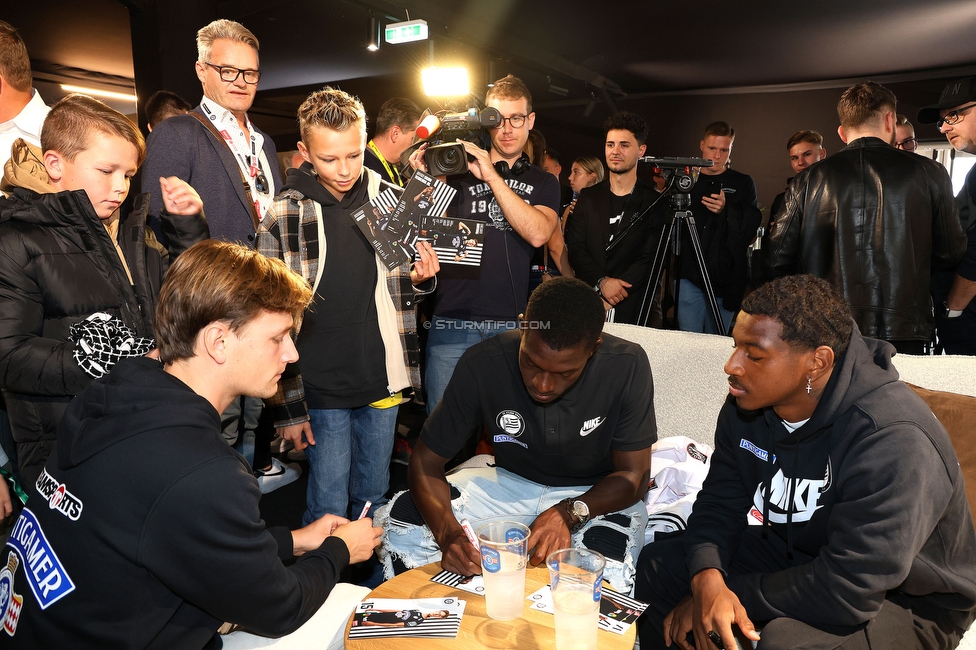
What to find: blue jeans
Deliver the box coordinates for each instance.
[304,404,399,525]
[375,465,648,594]
[424,317,517,415]
[676,279,734,335]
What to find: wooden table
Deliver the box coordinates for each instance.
[345,562,637,649]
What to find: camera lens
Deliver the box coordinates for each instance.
[425,143,468,175]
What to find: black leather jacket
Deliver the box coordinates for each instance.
[766,137,966,342]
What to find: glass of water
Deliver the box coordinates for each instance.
[547,548,605,650]
[477,521,529,620]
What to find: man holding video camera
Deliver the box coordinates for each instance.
[412,74,560,413]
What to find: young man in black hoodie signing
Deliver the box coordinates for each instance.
[636,275,976,650]
[4,240,382,649]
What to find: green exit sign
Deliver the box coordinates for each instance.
[384,19,429,44]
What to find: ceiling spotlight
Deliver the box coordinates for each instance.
[367,16,380,51]
[583,94,598,118]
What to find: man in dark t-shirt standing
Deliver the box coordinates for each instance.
[413,75,560,414]
[377,278,656,593]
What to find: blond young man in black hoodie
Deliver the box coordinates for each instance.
[5,240,382,649]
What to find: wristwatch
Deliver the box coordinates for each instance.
[942,301,964,318]
[560,498,591,534]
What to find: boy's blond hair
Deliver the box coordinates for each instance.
[41,94,146,165]
[196,19,259,63]
[297,86,366,143]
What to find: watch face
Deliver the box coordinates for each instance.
[573,501,589,518]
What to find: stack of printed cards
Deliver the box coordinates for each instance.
[351,170,485,270]
[527,584,649,635]
[386,170,456,256]
[351,187,408,270]
[417,216,485,267]
[348,597,465,639]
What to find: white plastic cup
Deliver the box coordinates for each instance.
[547,548,605,650]
[477,521,530,620]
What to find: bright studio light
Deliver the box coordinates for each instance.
[61,84,137,102]
[422,67,469,97]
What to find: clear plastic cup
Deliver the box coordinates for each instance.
[547,548,605,650]
[477,521,529,620]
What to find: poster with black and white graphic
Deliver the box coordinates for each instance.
[351,188,409,270]
[430,569,485,595]
[348,597,466,639]
[387,169,457,256]
[527,584,648,635]
[417,216,485,266]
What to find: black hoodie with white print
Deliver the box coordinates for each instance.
[685,322,976,634]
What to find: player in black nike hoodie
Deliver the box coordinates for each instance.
[4,240,382,649]
[636,275,976,650]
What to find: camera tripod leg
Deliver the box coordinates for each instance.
[637,217,678,326]
[683,215,727,335]
[637,211,726,335]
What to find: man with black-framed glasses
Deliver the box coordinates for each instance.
[918,77,976,354]
[140,19,296,494]
[142,19,281,251]
[409,74,560,414]
[894,114,918,152]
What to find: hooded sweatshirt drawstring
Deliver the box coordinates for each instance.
[762,426,774,541]
[785,439,801,560]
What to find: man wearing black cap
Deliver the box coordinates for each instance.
[918,78,976,355]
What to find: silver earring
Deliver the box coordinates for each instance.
[806,377,812,394]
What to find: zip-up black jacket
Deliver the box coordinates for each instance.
[766,137,966,342]
[0,188,207,485]
[686,323,976,634]
[6,357,350,649]
[565,179,669,324]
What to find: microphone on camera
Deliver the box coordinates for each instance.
[416,115,441,139]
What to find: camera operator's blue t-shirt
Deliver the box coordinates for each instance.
[434,165,560,322]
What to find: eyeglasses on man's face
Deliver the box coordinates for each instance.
[494,114,528,129]
[895,137,918,152]
[205,62,261,84]
[936,103,976,129]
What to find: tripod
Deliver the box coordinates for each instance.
[636,190,726,334]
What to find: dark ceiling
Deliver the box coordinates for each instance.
[8,0,976,144]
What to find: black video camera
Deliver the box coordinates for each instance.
[421,107,501,176]
[640,157,713,192]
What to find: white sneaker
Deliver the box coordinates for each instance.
[254,458,302,494]
[270,435,294,454]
